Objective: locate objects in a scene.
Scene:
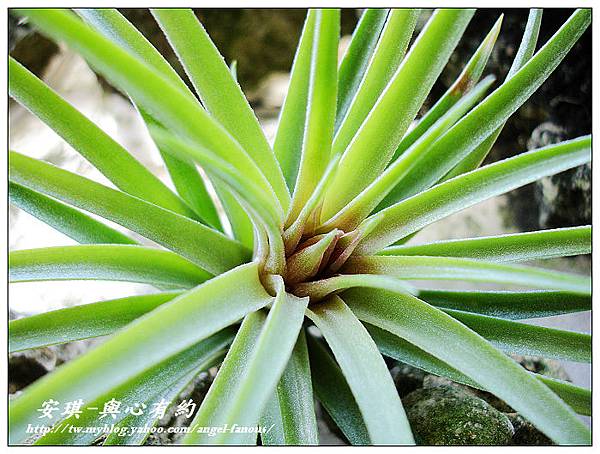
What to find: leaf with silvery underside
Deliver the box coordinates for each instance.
[9,151,250,274]
[355,136,591,254]
[343,287,590,444]
[307,296,414,445]
[320,9,474,220]
[366,323,591,416]
[9,262,271,444]
[9,182,136,245]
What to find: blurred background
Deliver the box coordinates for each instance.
[8,8,591,434]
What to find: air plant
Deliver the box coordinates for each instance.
[8,7,591,446]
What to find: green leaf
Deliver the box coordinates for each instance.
[260,330,318,445]
[306,333,370,445]
[9,291,181,352]
[336,9,389,129]
[76,8,222,229]
[15,9,282,221]
[9,151,250,274]
[418,289,591,320]
[378,9,590,205]
[443,309,590,362]
[366,323,591,416]
[288,9,340,222]
[9,262,271,444]
[344,255,591,293]
[8,57,198,220]
[343,287,590,444]
[35,330,233,445]
[381,226,591,262]
[273,11,316,191]
[334,9,420,152]
[444,9,543,179]
[184,281,308,444]
[9,245,211,287]
[320,9,475,220]
[151,8,289,210]
[389,14,503,162]
[320,75,496,232]
[356,136,591,254]
[9,182,136,245]
[307,296,414,445]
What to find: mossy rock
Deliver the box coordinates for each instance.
[403,385,514,445]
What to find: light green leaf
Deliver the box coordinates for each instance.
[9,182,136,245]
[418,289,591,320]
[35,330,233,445]
[260,331,318,445]
[288,9,340,222]
[9,262,271,444]
[306,333,370,445]
[334,9,420,153]
[9,292,181,352]
[344,255,591,293]
[9,245,211,287]
[356,136,591,254]
[444,309,590,362]
[366,323,591,416]
[343,287,590,444]
[184,281,308,444]
[307,296,414,445]
[9,151,250,274]
[151,8,289,210]
[381,226,591,262]
[320,9,475,220]
[8,57,197,220]
[336,9,389,129]
[378,9,590,204]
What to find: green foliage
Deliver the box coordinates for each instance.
[9,7,591,446]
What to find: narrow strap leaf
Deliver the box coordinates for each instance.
[76,8,222,228]
[306,333,370,445]
[9,182,136,245]
[356,135,591,254]
[418,289,591,320]
[320,9,475,220]
[379,9,590,204]
[366,322,591,416]
[444,9,543,179]
[9,245,210,288]
[35,330,233,445]
[260,330,319,445]
[344,255,591,293]
[389,14,503,163]
[273,11,316,191]
[343,287,590,444]
[8,57,197,219]
[336,9,389,129]
[381,226,591,262]
[15,9,282,221]
[9,151,250,274]
[444,309,591,362]
[9,291,182,352]
[9,262,271,444]
[288,9,340,223]
[151,8,289,210]
[184,282,308,444]
[307,296,414,445]
[334,9,420,154]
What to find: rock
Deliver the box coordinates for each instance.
[507,413,553,445]
[9,348,57,394]
[403,386,514,445]
[513,355,570,382]
[390,363,427,398]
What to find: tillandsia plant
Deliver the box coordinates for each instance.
[7,7,592,446]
